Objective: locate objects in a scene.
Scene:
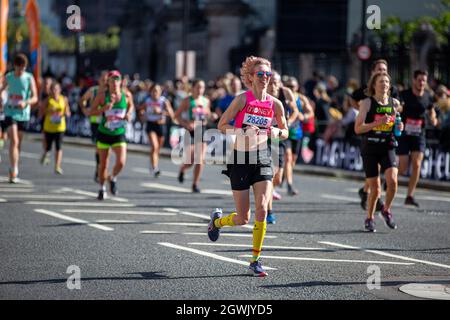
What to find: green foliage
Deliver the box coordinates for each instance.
[375,1,450,47]
[7,20,120,53]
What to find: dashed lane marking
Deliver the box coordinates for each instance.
[62,209,176,216]
[320,241,450,270]
[142,182,232,196]
[60,187,129,203]
[26,201,135,207]
[238,254,415,266]
[35,209,113,231]
[1,194,88,200]
[164,208,254,230]
[188,243,331,251]
[158,242,277,270]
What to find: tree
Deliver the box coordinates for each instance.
[375,0,450,47]
[7,21,120,54]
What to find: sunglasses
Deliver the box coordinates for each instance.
[110,76,122,81]
[255,71,273,78]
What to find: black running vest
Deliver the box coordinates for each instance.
[363,97,396,144]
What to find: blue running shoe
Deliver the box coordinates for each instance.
[207,208,222,242]
[248,260,268,277]
[266,213,276,224]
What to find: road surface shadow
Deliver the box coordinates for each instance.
[261,279,450,289]
[0,272,250,286]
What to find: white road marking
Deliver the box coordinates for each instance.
[201,189,233,196]
[21,152,95,167]
[0,194,88,200]
[34,209,113,231]
[95,220,138,224]
[20,152,40,159]
[188,243,330,251]
[178,210,210,220]
[62,209,176,216]
[155,222,208,227]
[140,231,276,238]
[345,188,364,193]
[346,189,450,203]
[141,183,191,193]
[321,194,405,207]
[26,201,135,207]
[141,231,177,234]
[60,187,129,203]
[159,242,276,270]
[412,195,450,203]
[141,182,232,196]
[0,188,33,193]
[169,208,254,230]
[60,158,95,167]
[133,167,180,178]
[238,255,415,266]
[345,187,450,199]
[183,232,276,238]
[321,194,359,203]
[0,177,33,185]
[0,198,6,202]
[319,241,450,270]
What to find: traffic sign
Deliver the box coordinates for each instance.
[357,45,372,61]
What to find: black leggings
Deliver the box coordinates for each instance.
[45,132,63,152]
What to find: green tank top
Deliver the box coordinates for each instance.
[188,96,208,122]
[4,71,33,121]
[98,91,128,136]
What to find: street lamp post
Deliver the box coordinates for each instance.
[74,0,84,77]
[360,0,367,83]
[182,0,190,78]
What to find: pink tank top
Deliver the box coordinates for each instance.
[234,90,274,129]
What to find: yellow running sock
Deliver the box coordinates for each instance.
[214,212,237,228]
[252,220,267,262]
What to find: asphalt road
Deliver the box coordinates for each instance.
[0,136,449,300]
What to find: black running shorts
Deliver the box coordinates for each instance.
[223,149,274,191]
[45,132,63,151]
[396,134,426,155]
[146,122,165,137]
[3,117,28,131]
[362,147,397,178]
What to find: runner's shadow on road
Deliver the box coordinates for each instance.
[0,272,249,286]
[260,279,450,289]
[363,247,450,253]
[128,272,250,280]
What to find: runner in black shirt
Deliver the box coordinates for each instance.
[351,59,399,212]
[355,72,403,232]
[397,70,438,207]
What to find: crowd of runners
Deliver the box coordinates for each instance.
[1,52,450,276]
